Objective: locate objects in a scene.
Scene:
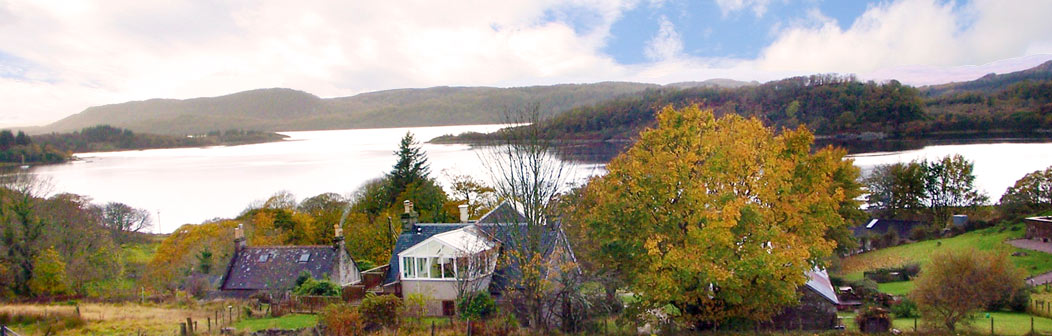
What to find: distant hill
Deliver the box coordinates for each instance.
[435,60,1052,148]
[923,60,1052,96]
[39,83,667,135]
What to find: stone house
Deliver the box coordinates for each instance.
[1025,216,1052,242]
[218,224,361,297]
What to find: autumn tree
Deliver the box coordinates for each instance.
[101,202,152,242]
[577,105,856,328]
[910,249,1025,331]
[443,170,496,219]
[28,246,68,296]
[148,220,238,291]
[0,172,52,295]
[1000,166,1052,217]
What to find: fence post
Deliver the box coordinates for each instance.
[186,318,194,335]
[207,317,211,333]
[431,321,435,336]
[2,325,7,336]
[990,317,994,335]
[914,318,917,332]
[467,318,472,336]
[179,323,187,336]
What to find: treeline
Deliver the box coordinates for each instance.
[434,61,1052,146]
[0,173,156,299]
[435,75,927,144]
[0,129,69,165]
[33,125,287,153]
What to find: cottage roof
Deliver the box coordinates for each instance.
[221,245,337,291]
[477,201,528,224]
[805,269,839,304]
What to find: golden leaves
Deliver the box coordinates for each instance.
[579,104,856,325]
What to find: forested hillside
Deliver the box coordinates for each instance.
[34,125,287,153]
[39,83,659,135]
[435,61,1052,145]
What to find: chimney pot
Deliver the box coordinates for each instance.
[459,204,469,223]
[403,200,413,214]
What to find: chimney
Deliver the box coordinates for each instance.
[333,223,345,248]
[234,223,246,252]
[400,200,417,232]
[459,204,469,223]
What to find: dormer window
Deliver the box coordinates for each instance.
[258,254,270,262]
[298,253,311,263]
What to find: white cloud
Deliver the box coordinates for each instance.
[714,0,773,17]
[758,0,1052,75]
[644,16,684,61]
[1,0,1051,128]
[0,0,638,127]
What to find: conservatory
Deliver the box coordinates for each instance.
[398,225,497,281]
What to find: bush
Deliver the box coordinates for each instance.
[293,275,341,296]
[458,292,498,320]
[891,298,919,318]
[359,293,403,330]
[989,285,1034,312]
[320,303,365,336]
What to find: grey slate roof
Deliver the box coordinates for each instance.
[221,245,338,290]
[383,224,468,286]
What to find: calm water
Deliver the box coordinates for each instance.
[28,124,1052,233]
[30,124,605,233]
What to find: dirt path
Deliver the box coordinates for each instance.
[1007,239,1052,285]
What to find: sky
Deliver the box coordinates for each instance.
[2,0,1052,128]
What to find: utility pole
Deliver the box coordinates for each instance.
[156,209,161,234]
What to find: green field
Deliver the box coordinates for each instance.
[234,314,319,332]
[839,223,1052,282]
[876,281,914,296]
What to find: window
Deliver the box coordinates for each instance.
[403,257,415,278]
[429,257,442,279]
[298,253,310,263]
[415,257,428,278]
[442,257,455,278]
[258,254,269,262]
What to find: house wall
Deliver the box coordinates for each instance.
[1026,221,1052,241]
[333,247,361,286]
[402,277,491,316]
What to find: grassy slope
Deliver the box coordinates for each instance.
[838,222,1052,282]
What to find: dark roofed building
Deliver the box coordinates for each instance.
[769,269,841,330]
[852,218,925,251]
[1025,216,1052,242]
[219,224,360,297]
